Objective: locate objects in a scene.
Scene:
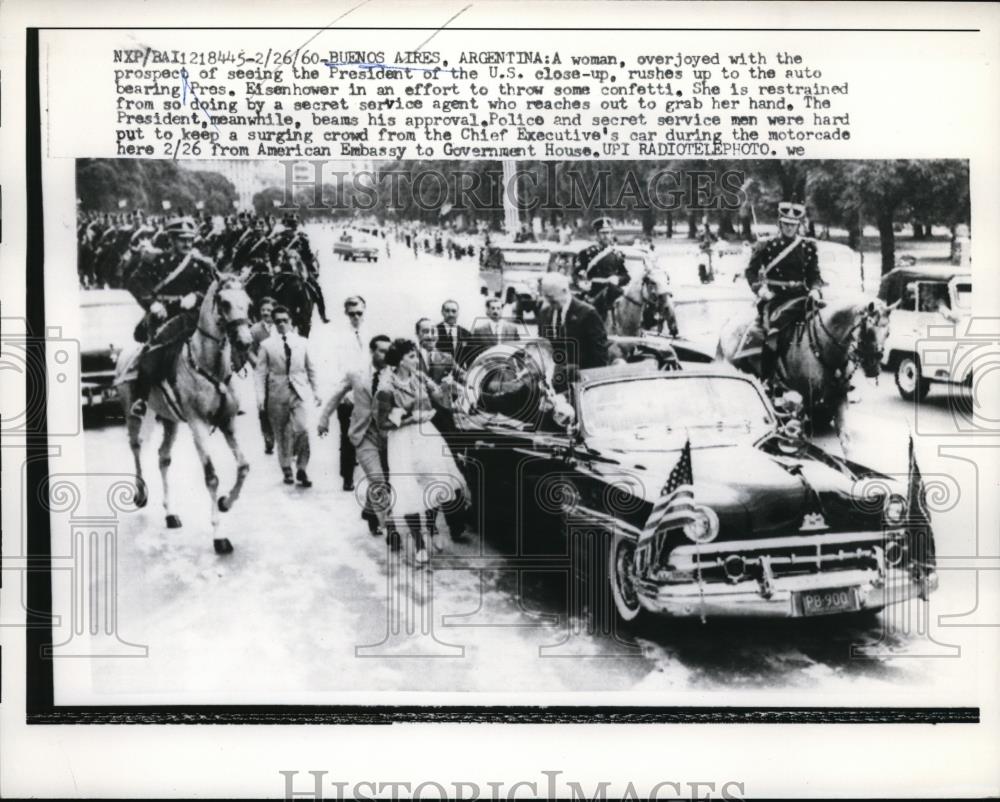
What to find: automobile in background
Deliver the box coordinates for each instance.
[333,230,380,262]
[79,289,144,416]
[480,241,554,319]
[451,343,936,624]
[878,264,973,400]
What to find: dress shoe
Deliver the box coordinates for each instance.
[296,469,312,488]
[387,529,402,552]
[342,478,354,492]
[282,467,294,485]
[415,548,429,566]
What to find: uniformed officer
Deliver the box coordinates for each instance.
[124,216,217,418]
[269,213,329,324]
[744,200,823,391]
[576,217,631,320]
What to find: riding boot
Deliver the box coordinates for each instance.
[129,347,153,418]
[311,281,330,323]
[759,342,779,396]
[663,300,680,338]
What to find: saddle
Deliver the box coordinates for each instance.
[733,296,814,368]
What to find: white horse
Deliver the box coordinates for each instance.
[115,275,254,554]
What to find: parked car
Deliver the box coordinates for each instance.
[79,288,144,416]
[878,265,972,400]
[480,241,554,319]
[333,230,380,262]
[451,343,937,624]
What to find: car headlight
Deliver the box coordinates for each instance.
[884,494,907,525]
[682,506,720,544]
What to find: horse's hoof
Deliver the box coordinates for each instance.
[165,514,182,529]
[135,491,148,509]
[218,496,231,512]
[214,538,234,555]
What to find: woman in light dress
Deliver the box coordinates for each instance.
[377,338,469,565]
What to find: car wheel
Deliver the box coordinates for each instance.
[609,530,643,623]
[895,354,930,401]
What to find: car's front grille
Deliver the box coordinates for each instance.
[662,530,910,585]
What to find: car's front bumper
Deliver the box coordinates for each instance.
[636,567,937,618]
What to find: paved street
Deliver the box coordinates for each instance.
[69,225,987,703]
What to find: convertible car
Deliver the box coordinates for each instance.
[449,341,938,624]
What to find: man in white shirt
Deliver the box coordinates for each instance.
[255,305,321,487]
[435,299,472,367]
[334,295,369,491]
[471,297,521,360]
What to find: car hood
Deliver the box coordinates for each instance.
[583,440,891,540]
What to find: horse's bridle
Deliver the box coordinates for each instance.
[802,300,882,382]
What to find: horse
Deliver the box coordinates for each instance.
[611,265,676,337]
[114,275,254,554]
[716,296,890,455]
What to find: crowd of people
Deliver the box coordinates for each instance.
[244,280,613,566]
[94,195,828,565]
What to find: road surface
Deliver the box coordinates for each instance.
[67,225,987,704]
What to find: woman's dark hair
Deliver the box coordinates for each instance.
[385,337,417,368]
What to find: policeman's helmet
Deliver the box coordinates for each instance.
[777,201,806,224]
[592,216,614,234]
[165,216,197,239]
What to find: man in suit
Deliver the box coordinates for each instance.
[435,299,472,367]
[471,297,521,360]
[255,305,320,488]
[249,296,276,454]
[318,335,392,535]
[333,295,369,491]
[539,272,609,393]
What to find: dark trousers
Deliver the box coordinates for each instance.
[337,402,356,482]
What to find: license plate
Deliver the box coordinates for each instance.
[795,586,860,616]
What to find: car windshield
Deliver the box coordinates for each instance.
[501,249,549,269]
[80,298,143,353]
[580,375,773,439]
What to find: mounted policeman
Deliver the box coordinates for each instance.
[269,212,329,325]
[575,217,631,324]
[744,199,824,393]
[123,215,218,418]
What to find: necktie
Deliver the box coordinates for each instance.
[554,306,563,336]
[371,369,378,398]
[282,333,291,371]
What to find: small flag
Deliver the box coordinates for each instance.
[232,199,240,209]
[440,202,453,216]
[272,199,281,208]
[906,435,935,577]
[161,200,172,210]
[639,438,696,546]
[118,199,127,209]
[195,200,205,210]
